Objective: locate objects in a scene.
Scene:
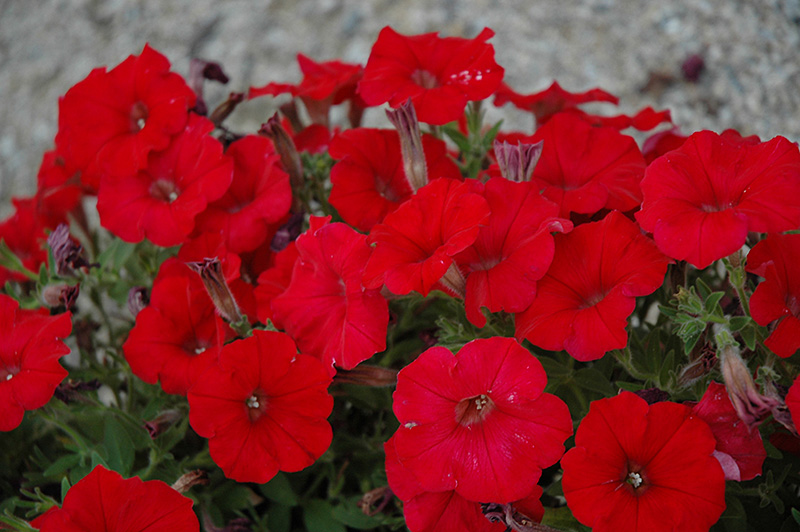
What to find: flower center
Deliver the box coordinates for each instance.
[149,178,180,203]
[0,366,17,382]
[130,101,149,132]
[246,390,269,422]
[455,393,494,426]
[626,471,643,488]
[410,69,440,89]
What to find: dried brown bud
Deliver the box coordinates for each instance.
[719,344,780,430]
[209,92,244,127]
[493,140,543,182]
[259,113,304,211]
[127,286,149,317]
[358,486,393,516]
[47,224,90,277]
[144,409,182,438]
[334,365,398,387]
[42,283,79,311]
[171,470,209,494]
[54,379,101,404]
[386,100,427,192]
[186,258,243,325]
[189,58,230,116]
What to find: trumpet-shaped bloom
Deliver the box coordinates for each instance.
[328,128,460,232]
[0,295,72,431]
[746,233,800,357]
[455,178,572,327]
[530,112,646,217]
[562,392,726,532]
[271,217,389,375]
[391,336,572,504]
[32,465,199,532]
[358,26,504,125]
[188,330,333,483]
[636,130,800,269]
[97,114,233,247]
[56,44,196,191]
[363,178,489,296]
[515,211,669,361]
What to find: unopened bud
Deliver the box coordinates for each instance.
[54,379,100,404]
[358,486,393,517]
[334,365,398,387]
[189,58,230,116]
[144,409,182,438]
[279,101,304,132]
[171,470,209,494]
[186,258,244,326]
[260,113,304,211]
[719,343,780,430]
[47,224,90,277]
[127,286,149,317]
[270,211,305,252]
[386,100,427,192]
[493,140,543,182]
[42,283,79,311]
[437,263,466,299]
[209,92,244,127]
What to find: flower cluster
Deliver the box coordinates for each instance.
[1,24,799,532]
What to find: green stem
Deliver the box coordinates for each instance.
[38,410,89,452]
[613,347,649,382]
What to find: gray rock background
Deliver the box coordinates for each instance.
[2,0,800,216]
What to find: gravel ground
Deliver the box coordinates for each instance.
[1,0,799,215]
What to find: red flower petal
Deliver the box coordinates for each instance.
[562,392,726,532]
[34,465,199,532]
[391,337,572,503]
[364,178,490,296]
[516,211,669,361]
[636,130,800,269]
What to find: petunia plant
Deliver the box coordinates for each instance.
[2,26,800,532]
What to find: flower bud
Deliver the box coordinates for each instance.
[719,343,779,430]
[170,469,209,494]
[186,257,243,325]
[259,113,304,211]
[493,140,543,182]
[42,283,79,311]
[189,58,230,116]
[209,92,244,126]
[386,100,427,192]
[47,224,90,277]
[144,409,182,438]
[127,286,149,317]
[334,365,398,387]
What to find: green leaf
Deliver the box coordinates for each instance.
[574,368,615,396]
[696,277,712,300]
[43,453,81,477]
[729,316,750,332]
[616,381,644,392]
[60,477,71,503]
[304,499,346,532]
[103,417,134,476]
[741,325,757,351]
[267,503,292,532]
[719,493,747,532]
[792,507,800,525]
[258,473,298,506]
[96,238,137,270]
[704,291,725,313]
[332,496,380,529]
[89,450,108,470]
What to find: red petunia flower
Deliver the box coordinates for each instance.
[0,198,50,285]
[328,128,461,232]
[97,113,233,247]
[493,81,618,125]
[0,294,72,431]
[271,217,389,375]
[561,392,726,532]
[192,135,291,253]
[642,127,688,164]
[363,177,490,296]
[254,241,299,325]
[33,149,85,229]
[745,233,800,358]
[690,381,766,481]
[123,259,233,395]
[56,44,196,191]
[515,211,669,361]
[187,330,333,483]
[358,26,504,125]
[32,465,199,532]
[249,53,366,127]
[785,375,800,434]
[454,178,572,327]
[384,434,544,532]
[391,336,573,503]
[530,112,646,218]
[636,130,800,269]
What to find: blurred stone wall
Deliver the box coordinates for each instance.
[1,0,799,214]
